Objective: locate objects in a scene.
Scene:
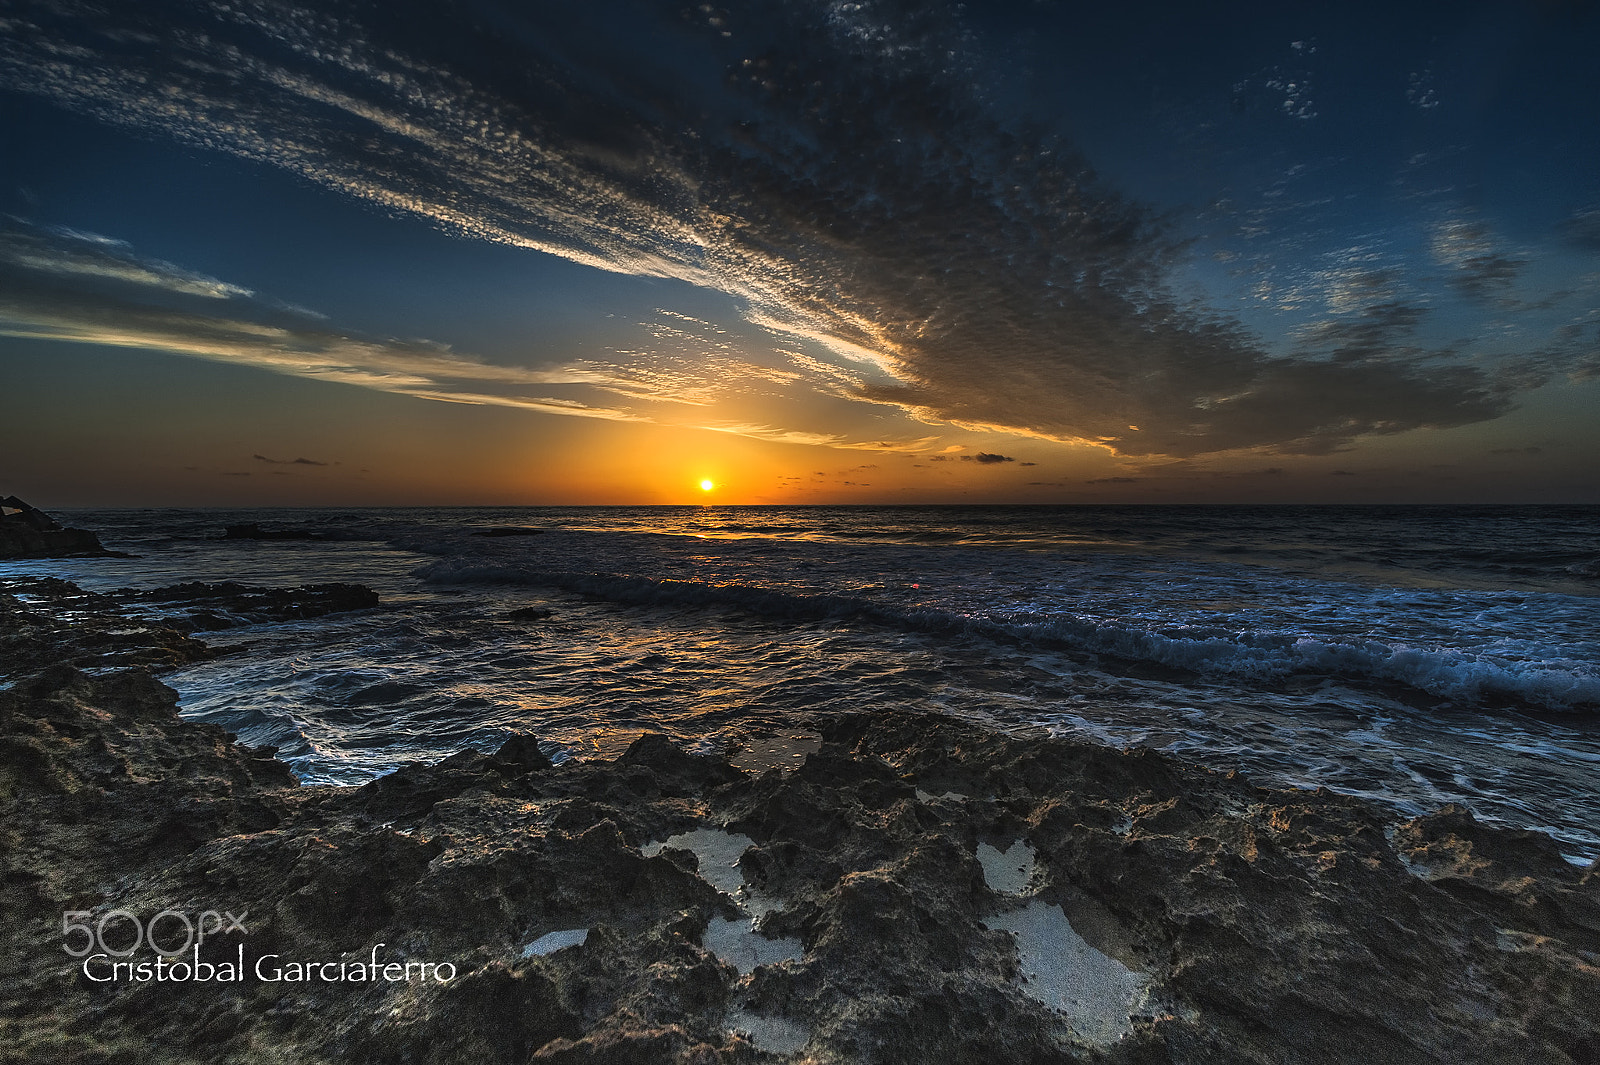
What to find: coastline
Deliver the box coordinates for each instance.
[3,571,1597,1063]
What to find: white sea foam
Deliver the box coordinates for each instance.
[415,554,1598,713]
[17,504,1594,862]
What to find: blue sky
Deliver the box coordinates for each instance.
[1,0,1596,504]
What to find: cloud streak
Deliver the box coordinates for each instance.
[0,219,886,443]
[0,218,636,418]
[0,0,1570,456]
[0,222,253,299]
[1431,218,1527,304]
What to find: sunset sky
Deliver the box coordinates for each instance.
[1,0,1596,505]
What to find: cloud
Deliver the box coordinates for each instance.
[1231,42,1320,121]
[693,422,931,450]
[593,314,808,407]
[696,422,846,447]
[0,1,1553,457]
[1086,476,1139,484]
[1430,218,1527,303]
[0,220,253,299]
[1407,68,1440,111]
[1294,301,1432,360]
[0,218,950,450]
[1214,467,1285,478]
[254,454,329,466]
[0,218,647,419]
[1559,207,1600,251]
[961,452,1014,464]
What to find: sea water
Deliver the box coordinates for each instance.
[5,504,1596,860]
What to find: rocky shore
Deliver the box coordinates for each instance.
[2,574,1598,1064]
[0,496,125,559]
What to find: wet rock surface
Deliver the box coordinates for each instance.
[1,580,1597,1064]
[0,578,379,677]
[0,496,125,558]
[0,578,219,676]
[114,581,381,632]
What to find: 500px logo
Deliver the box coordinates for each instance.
[62,909,248,958]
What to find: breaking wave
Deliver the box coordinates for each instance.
[416,559,1599,713]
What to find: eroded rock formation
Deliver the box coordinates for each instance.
[1,578,1596,1064]
[0,496,121,558]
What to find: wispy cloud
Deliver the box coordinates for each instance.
[0,220,252,299]
[1229,40,1320,122]
[694,421,936,452]
[1559,207,1600,251]
[0,218,638,417]
[0,1,1573,456]
[0,220,980,447]
[1430,217,1527,304]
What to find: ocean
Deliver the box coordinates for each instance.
[5,504,1597,861]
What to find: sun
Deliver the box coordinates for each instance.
[699,479,715,492]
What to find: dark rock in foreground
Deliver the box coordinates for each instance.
[0,578,380,678]
[0,495,125,558]
[116,581,381,632]
[1,582,1597,1064]
[0,577,217,676]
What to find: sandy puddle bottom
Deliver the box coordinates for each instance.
[979,836,1151,1045]
[530,827,1153,1054]
[644,828,810,1055]
[984,901,1150,1044]
[519,928,589,957]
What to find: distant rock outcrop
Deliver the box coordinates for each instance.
[0,496,123,558]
